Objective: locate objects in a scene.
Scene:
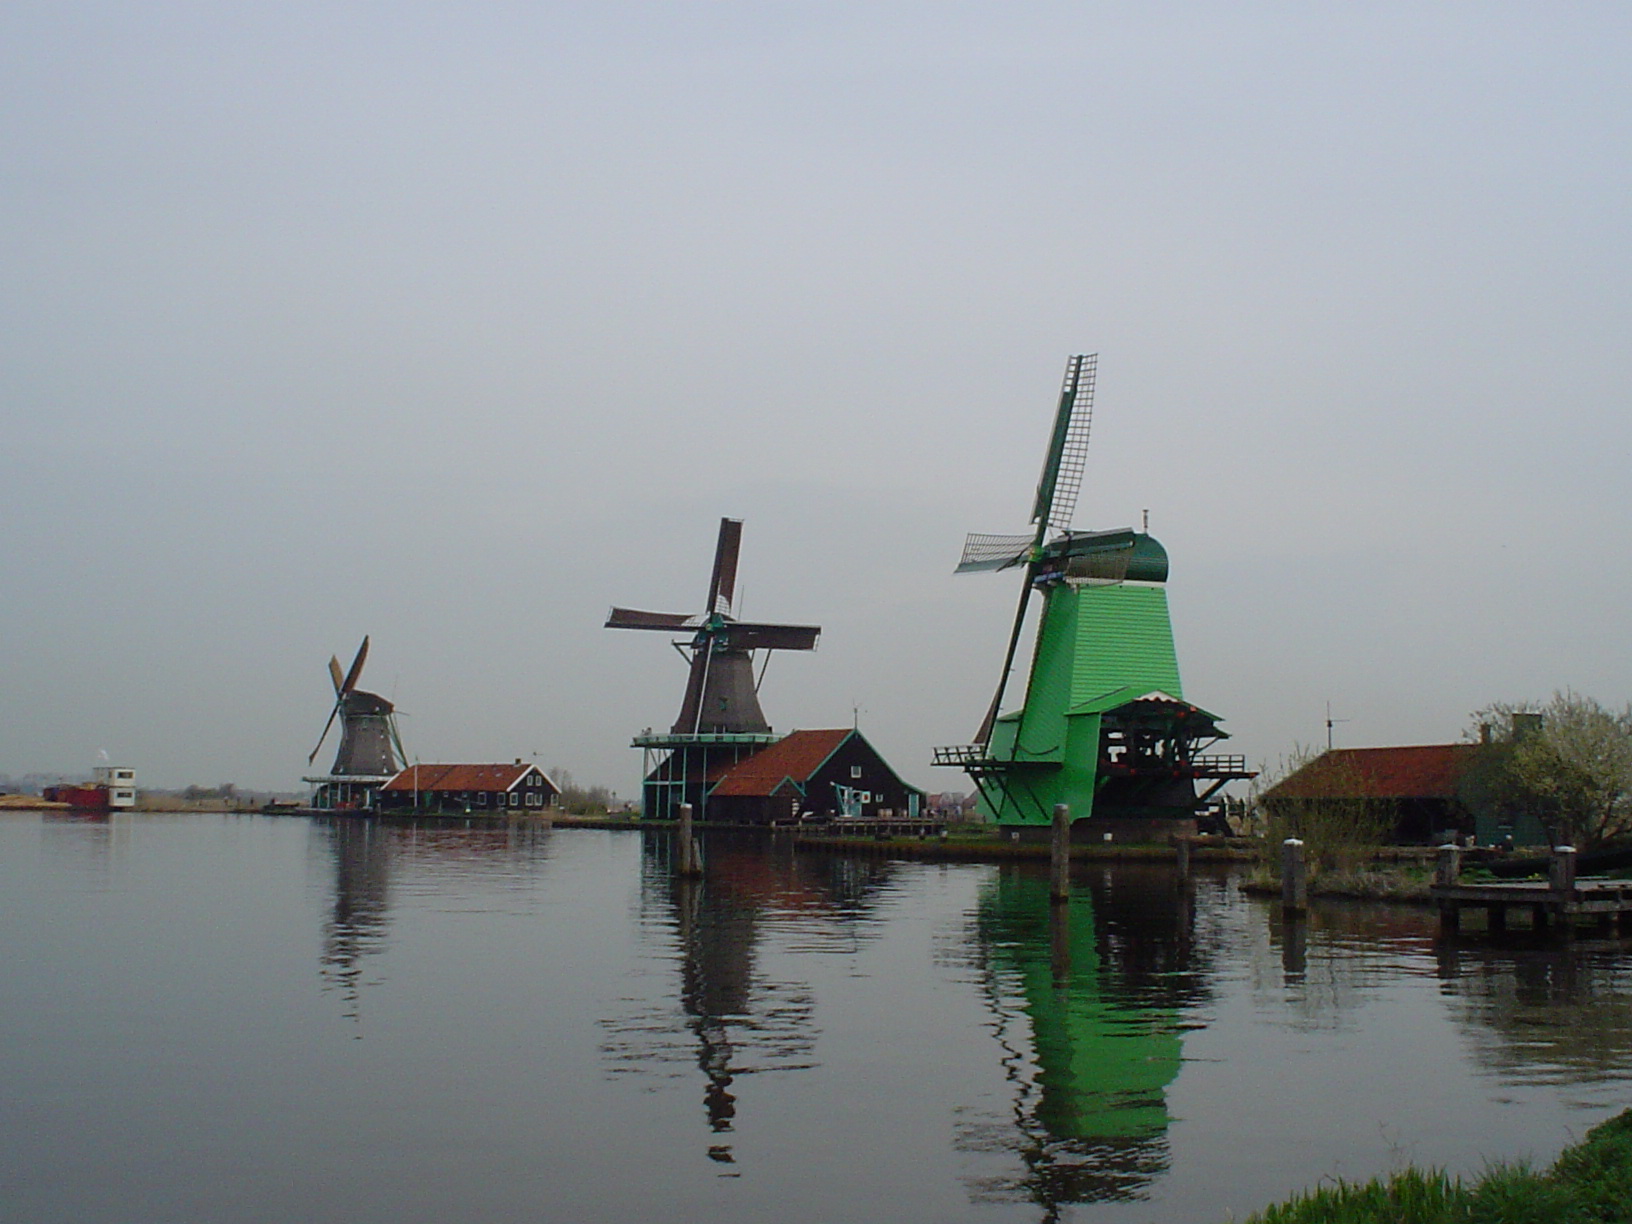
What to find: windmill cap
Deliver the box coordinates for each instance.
[1049,530,1169,583]
[1121,533,1168,582]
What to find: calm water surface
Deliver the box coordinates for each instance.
[3,813,1629,1223]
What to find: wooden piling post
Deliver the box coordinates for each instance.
[1281,838,1307,913]
[677,802,702,877]
[1435,843,1462,887]
[1550,845,1577,939]
[1175,836,1192,880]
[1050,804,1071,902]
[1550,845,1577,893]
[1434,845,1463,934]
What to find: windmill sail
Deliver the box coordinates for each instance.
[605,608,697,631]
[1031,353,1097,537]
[957,533,1036,574]
[706,517,742,617]
[962,355,1098,742]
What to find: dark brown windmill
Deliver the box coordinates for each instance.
[607,518,820,819]
[607,518,820,735]
[303,636,406,811]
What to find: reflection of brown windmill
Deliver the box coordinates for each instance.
[607,518,821,735]
[607,519,821,820]
[303,636,406,810]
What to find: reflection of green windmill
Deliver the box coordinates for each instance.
[974,868,1182,1207]
[935,355,1254,829]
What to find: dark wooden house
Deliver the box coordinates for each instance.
[377,762,559,814]
[704,728,924,825]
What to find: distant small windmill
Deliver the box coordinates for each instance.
[304,636,406,810]
[935,355,1254,830]
[607,518,821,818]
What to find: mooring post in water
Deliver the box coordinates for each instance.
[1050,804,1071,901]
[677,803,702,877]
[1281,838,1307,913]
[1436,843,1461,887]
[1435,843,1463,933]
[1176,836,1192,880]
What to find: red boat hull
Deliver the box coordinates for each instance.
[42,785,111,810]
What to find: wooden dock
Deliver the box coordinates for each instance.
[788,816,948,840]
[1431,845,1632,935]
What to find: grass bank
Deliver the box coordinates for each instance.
[1238,1106,1632,1223]
[1242,861,1436,903]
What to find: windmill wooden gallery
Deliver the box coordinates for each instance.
[302,355,1254,839]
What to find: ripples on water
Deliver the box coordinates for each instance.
[5,814,1631,1224]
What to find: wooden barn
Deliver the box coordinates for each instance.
[703,728,924,825]
[1253,744,1547,848]
[377,762,559,814]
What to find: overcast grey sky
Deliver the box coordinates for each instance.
[4,3,1629,796]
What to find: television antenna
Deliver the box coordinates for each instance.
[1325,702,1352,751]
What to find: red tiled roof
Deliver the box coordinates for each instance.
[1266,744,1478,801]
[381,763,551,793]
[708,729,853,798]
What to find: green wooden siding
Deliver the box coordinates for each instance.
[1067,584,1182,707]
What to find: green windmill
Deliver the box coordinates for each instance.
[935,356,1254,832]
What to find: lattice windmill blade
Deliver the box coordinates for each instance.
[722,622,821,652]
[1030,353,1098,539]
[605,607,697,631]
[389,714,408,773]
[327,656,344,695]
[339,636,370,695]
[956,532,1036,574]
[705,517,743,616]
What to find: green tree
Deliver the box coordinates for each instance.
[1465,692,1632,850]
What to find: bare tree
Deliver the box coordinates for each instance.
[1252,744,1393,877]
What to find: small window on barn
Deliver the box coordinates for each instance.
[526,793,540,807]
[509,792,519,806]
[477,792,488,806]
[851,766,862,779]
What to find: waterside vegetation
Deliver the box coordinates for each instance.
[1238,1105,1632,1224]
[1465,692,1632,851]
